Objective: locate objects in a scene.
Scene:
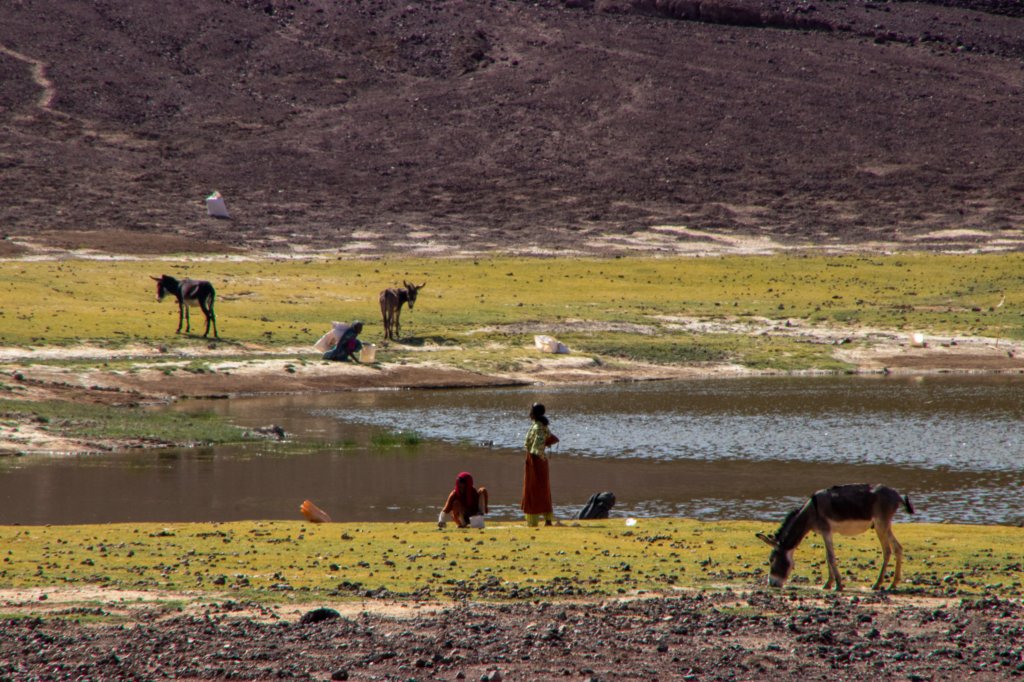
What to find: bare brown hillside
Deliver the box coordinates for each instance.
[1,0,1023,257]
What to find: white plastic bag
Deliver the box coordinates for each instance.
[205,191,230,218]
[313,322,350,352]
[314,330,337,352]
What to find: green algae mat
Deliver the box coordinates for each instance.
[2,520,1021,608]
[2,253,1022,358]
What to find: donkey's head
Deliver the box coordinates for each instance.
[757,531,796,588]
[756,507,802,588]
[151,275,178,302]
[404,281,426,309]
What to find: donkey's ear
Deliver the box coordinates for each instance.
[151,276,161,281]
[756,532,779,548]
[418,282,426,289]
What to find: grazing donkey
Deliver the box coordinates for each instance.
[152,275,218,338]
[756,483,914,591]
[379,280,425,341]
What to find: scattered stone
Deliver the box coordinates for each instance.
[299,607,341,625]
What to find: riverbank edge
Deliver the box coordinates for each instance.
[3,334,1024,456]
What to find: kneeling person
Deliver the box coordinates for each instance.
[439,472,488,528]
[323,321,364,362]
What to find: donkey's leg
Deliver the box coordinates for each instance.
[209,300,218,338]
[822,533,842,590]
[888,529,904,588]
[393,306,403,340]
[200,298,216,338]
[177,301,186,333]
[872,524,894,590]
[380,297,393,341]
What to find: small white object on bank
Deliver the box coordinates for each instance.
[534,335,569,354]
[359,343,377,363]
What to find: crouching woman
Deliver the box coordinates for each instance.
[438,472,489,528]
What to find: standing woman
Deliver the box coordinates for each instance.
[522,402,556,527]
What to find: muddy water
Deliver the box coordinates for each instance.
[1,376,1021,526]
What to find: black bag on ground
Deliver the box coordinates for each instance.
[576,491,616,519]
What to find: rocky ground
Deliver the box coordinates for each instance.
[1,590,1022,680]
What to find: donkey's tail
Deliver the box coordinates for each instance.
[902,494,915,515]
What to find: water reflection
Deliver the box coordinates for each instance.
[1,376,1021,525]
[309,376,1023,472]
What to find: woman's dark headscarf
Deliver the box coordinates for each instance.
[530,402,549,426]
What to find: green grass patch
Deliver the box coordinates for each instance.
[370,430,423,448]
[567,333,730,365]
[1,254,1021,371]
[0,399,256,446]
[1,520,1020,604]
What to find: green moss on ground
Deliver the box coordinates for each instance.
[1,254,1021,372]
[1,520,1020,607]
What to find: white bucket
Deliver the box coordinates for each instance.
[469,515,485,529]
[910,333,926,348]
[360,343,377,363]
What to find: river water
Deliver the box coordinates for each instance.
[1,376,1021,526]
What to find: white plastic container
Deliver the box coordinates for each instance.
[360,343,377,363]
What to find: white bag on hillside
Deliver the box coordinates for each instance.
[205,191,230,218]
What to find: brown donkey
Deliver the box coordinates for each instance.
[756,483,914,591]
[379,281,425,341]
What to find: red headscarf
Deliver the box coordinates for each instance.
[454,472,480,513]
